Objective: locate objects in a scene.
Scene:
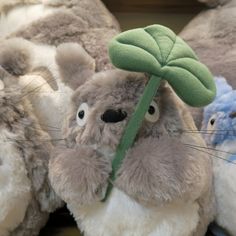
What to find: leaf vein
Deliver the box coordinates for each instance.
[144,28,163,64]
[116,39,161,67]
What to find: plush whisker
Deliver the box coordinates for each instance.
[185,144,236,165]
[27,122,61,131]
[19,77,39,92]
[179,129,236,137]
[20,76,58,100]
[184,143,235,155]
[180,128,236,133]
[4,137,66,143]
[24,125,61,133]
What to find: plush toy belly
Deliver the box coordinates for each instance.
[213,144,236,236]
[75,188,199,236]
[0,129,31,236]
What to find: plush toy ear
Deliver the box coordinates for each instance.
[214,76,232,99]
[0,38,32,76]
[56,43,95,90]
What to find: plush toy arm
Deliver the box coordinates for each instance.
[115,135,210,206]
[49,146,112,206]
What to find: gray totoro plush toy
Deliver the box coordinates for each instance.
[49,42,215,236]
[0,67,62,236]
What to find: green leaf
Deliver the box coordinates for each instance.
[109,24,216,107]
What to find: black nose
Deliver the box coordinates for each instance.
[101,109,127,123]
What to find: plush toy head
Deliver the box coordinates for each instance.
[202,77,236,146]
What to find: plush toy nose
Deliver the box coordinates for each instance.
[229,111,236,119]
[101,109,127,123]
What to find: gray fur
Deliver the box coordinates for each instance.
[63,70,146,150]
[0,72,62,236]
[0,0,121,234]
[0,38,58,91]
[49,146,112,206]
[0,0,216,234]
[49,45,215,235]
[180,0,236,128]
[116,136,208,205]
[0,38,31,76]
[56,43,95,90]
[11,0,120,71]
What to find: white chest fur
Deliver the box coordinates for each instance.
[68,188,199,236]
[0,129,31,236]
[214,142,236,235]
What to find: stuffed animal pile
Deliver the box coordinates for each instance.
[0,0,120,235]
[0,0,235,235]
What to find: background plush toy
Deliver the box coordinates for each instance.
[202,77,236,236]
[180,0,236,128]
[0,0,120,140]
[0,0,120,71]
[0,67,62,236]
[0,37,73,141]
[49,25,216,236]
[0,0,121,234]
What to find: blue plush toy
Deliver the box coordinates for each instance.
[202,76,236,236]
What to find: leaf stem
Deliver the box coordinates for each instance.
[102,75,162,202]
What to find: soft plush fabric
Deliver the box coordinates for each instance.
[0,0,120,140]
[179,0,236,128]
[202,77,236,146]
[202,77,236,235]
[0,69,62,236]
[0,1,216,235]
[1,0,120,71]
[0,0,119,235]
[106,24,216,199]
[49,42,215,236]
[109,25,216,107]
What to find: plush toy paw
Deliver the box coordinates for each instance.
[116,136,207,206]
[49,146,112,206]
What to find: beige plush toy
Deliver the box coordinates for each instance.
[49,40,215,236]
[0,37,73,141]
[0,0,120,140]
[0,1,121,235]
[0,67,62,236]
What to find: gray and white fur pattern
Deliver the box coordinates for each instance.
[49,43,215,236]
[0,68,62,236]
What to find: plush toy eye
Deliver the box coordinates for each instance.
[145,101,160,123]
[76,103,90,126]
[207,114,217,131]
[210,118,215,125]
